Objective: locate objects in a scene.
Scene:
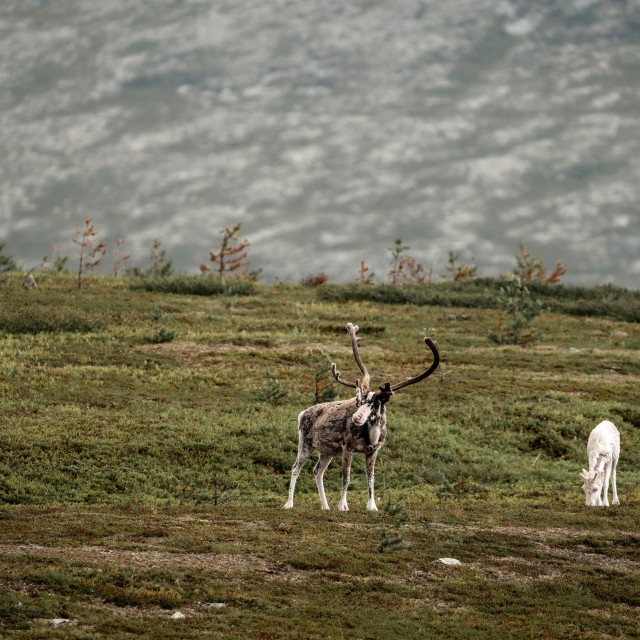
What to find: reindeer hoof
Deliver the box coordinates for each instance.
[283,501,293,509]
[337,503,349,512]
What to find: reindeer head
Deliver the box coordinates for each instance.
[352,382,394,427]
[580,453,609,506]
[331,323,439,428]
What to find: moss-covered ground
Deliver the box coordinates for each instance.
[1,274,639,638]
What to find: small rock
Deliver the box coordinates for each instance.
[201,602,226,610]
[171,611,186,619]
[436,557,462,566]
[50,619,72,628]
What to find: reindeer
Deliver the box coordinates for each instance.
[284,323,439,511]
[580,420,620,507]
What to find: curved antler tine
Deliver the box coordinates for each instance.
[331,362,358,389]
[346,322,370,393]
[389,337,439,392]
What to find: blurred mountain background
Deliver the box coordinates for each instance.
[1,0,639,286]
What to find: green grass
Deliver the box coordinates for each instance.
[1,272,639,638]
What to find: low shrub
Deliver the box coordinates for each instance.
[316,279,640,322]
[317,282,499,308]
[129,275,256,297]
[0,307,103,334]
[143,327,178,344]
[487,276,543,346]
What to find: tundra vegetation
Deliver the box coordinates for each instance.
[1,272,640,639]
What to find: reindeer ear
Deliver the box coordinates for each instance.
[580,472,588,483]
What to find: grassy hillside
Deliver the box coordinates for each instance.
[1,273,639,638]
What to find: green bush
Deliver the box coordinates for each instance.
[487,276,543,346]
[316,279,640,322]
[0,307,103,334]
[129,275,256,297]
[317,282,498,308]
[143,327,178,344]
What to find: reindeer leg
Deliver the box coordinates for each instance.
[602,460,612,507]
[337,450,353,511]
[284,433,313,509]
[313,453,333,510]
[365,450,379,511]
[611,457,620,505]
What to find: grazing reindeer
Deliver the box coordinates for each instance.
[580,420,620,507]
[284,323,439,511]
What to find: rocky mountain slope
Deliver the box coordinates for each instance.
[1,0,639,285]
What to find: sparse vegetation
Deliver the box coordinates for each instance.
[387,238,429,284]
[487,274,543,346]
[0,241,18,273]
[318,278,640,322]
[378,474,409,553]
[0,259,639,639]
[444,249,478,281]
[112,237,131,277]
[201,222,251,278]
[129,238,174,278]
[129,274,256,296]
[72,217,107,288]
[355,259,375,285]
[142,307,178,344]
[301,348,338,404]
[257,365,289,405]
[0,306,104,334]
[514,240,567,284]
[43,242,70,273]
[301,271,329,287]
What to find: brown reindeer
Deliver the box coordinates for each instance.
[284,323,439,511]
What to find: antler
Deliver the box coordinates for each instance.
[331,362,357,389]
[389,337,439,392]
[330,323,371,392]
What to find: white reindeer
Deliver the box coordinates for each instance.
[580,420,620,507]
[22,274,37,289]
[284,323,439,511]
